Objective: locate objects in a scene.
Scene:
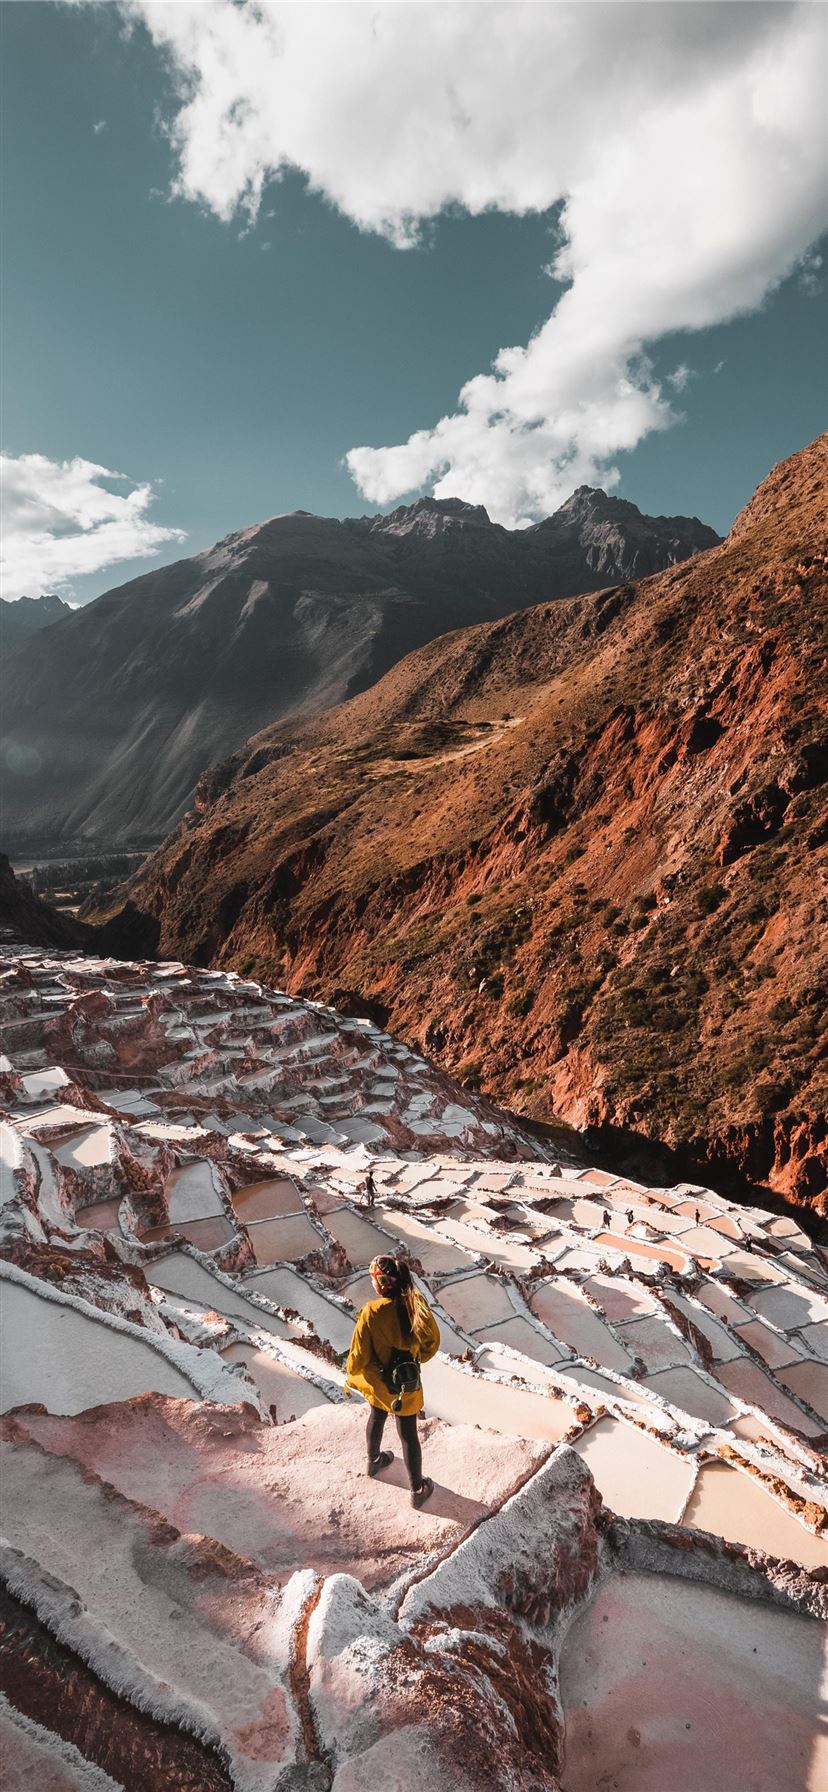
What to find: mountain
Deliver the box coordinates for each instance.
[102,435,828,1215]
[0,852,89,950]
[0,592,71,651]
[0,490,718,846]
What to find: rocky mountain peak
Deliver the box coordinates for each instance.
[1,590,73,651]
[370,494,493,537]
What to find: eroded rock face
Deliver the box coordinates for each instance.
[104,434,828,1217]
[0,950,826,1788]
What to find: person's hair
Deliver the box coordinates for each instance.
[370,1254,425,1344]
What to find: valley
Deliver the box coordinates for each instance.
[90,436,827,1219]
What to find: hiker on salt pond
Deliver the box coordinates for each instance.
[346,1255,440,1508]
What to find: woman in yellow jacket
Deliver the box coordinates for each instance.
[346,1255,440,1507]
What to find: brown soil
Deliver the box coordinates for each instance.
[0,1583,233,1791]
[99,437,828,1216]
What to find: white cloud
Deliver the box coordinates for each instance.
[0,453,186,600]
[798,246,824,296]
[123,0,828,522]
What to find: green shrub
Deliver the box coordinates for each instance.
[696,883,727,915]
[508,988,535,1018]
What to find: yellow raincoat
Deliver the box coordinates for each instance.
[345,1294,440,1416]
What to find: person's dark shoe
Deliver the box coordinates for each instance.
[367,1450,394,1477]
[411,1476,434,1508]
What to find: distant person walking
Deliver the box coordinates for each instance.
[346,1255,440,1507]
[364,1170,377,1210]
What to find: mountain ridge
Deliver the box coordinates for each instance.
[0,486,718,846]
[0,591,71,652]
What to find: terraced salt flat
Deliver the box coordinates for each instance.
[642,1366,737,1425]
[146,1251,295,1340]
[437,1271,515,1331]
[1,949,826,1791]
[718,1358,824,1438]
[243,1267,354,1349]
[74,1196,123,1232]
[165,1160,226,1224]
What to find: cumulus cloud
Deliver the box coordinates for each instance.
[124,0,828,522]
[0,453,186,600]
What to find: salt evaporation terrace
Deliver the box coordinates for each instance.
[0,951,825,1791]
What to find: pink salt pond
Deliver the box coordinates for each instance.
[141,1214,236,1250]
[438,1272,515,1332]
[735,1317,802,1370]
[569,1415,693,1520]
[231,1177,303,1221]
[718,1358,824,1438]
[421,1355,574,1444]
[53,1123,113,1170]
[322,1207,397,1266]
[683,1460,828,1570]
[472,1315,566,1365]
[778,1360,828,1426]
[146,1251,294,1340]
[74,1197,123,1232]
[165,1160,224,1223]
[375,1209,472,1273]
[594,1231,690,1273]
[582,1275,656,1323]
[617,1314,693,1372]
[560,1572,827,1792]
[220,1341,332,1419]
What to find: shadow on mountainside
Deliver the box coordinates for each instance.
[577,1118,828,1245]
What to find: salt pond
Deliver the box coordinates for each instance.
[560,1572,827,1792]
[568,1415,694,1520]
[0,1279,197,1414]
[683,1460,828,1569]
[146,1250,294,1339]
[220,1341,332,1419]
[530,1280,633,1372]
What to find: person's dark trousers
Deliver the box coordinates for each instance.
[366,1405,423,1488]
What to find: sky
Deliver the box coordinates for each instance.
[1,0,826,605]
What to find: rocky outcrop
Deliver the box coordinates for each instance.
[0,855,90,950]
[106,436,827,1216]
[0,490,718,846]
[0,594,70,652]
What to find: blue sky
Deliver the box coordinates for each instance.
[2,2,826,603]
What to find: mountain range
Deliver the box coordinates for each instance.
[0,489,718,846]
[0,591,71,653]
[95,435,828,1214]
